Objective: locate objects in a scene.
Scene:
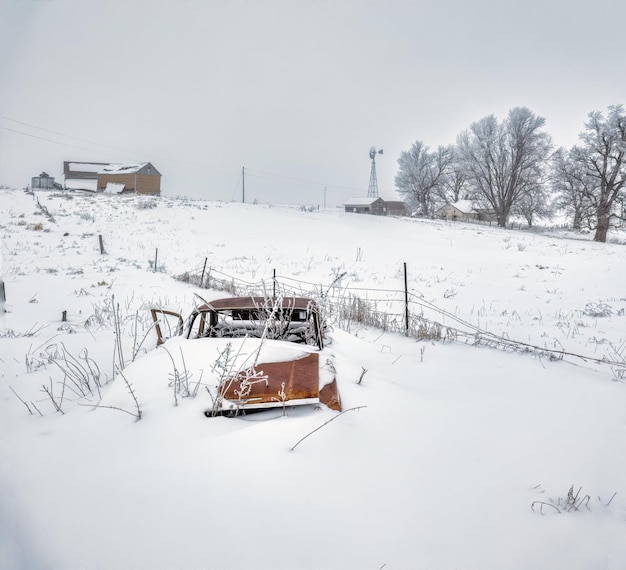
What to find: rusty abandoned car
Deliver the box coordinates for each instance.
[151,296,341,415]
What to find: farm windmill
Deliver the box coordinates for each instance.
[367,147,383,198]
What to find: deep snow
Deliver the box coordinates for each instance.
[0,189,625,569]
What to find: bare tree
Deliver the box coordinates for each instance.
[456,107,553,227]
[395,142,454,217]
[577,105,626,242]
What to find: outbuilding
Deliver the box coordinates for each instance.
[97,163,161,195]
[63,161,161,195]
[31,172,57,190]
[384,201,407,216]
[344,197,388,215]
[436,200,479,222]
[435,200,497,223]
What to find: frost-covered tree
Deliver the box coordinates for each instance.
[440,150,473,204]
[456,107,553,227]
[394,142,454,217]
[551,147,594,230]
[511,185,553,227]
[576,105,626,242]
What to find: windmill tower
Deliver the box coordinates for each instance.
[367,146,383,198]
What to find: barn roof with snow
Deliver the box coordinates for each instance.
[344,197,383,207]
[451,200,476,214]
[99,163,162,176]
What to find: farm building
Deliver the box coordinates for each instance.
[384,201,407,216]
[97,163,161,195]
[474,207,498,223]
[31,172,58,190]
[435,200,497,223]
[436,200,479,221]
[63,161,161,195]
[344,197,405,216]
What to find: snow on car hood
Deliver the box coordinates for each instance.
[99,335,334,417]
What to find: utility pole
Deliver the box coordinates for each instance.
[242,166,245,203]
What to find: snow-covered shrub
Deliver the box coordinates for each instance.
[77,211,94,222]
[583,302,612,317]
[135,198,158,210]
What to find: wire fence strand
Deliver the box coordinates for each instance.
[173,262,626,370]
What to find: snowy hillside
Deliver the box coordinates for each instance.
[1,189,625,569]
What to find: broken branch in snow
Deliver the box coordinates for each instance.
[356,367,368,385]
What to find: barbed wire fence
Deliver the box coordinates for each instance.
[174,259,626,373]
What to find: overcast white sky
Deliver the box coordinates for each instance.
[1,0,625,206]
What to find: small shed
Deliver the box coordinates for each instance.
[344,197,387,215]
[31,172,57,190]
[97,163,161,195]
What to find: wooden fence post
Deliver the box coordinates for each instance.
[154,248,158,273]
[201,257,208,287]
[404,262,409,336]
[99,235,105,254]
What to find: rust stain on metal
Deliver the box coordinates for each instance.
[222,352,320,404]
[319,378,341,411]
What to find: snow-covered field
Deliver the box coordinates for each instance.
[1,189,625,570]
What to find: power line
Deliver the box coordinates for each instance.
[1,127,135,160]
[1,116,233,173]
[2,116,145,156]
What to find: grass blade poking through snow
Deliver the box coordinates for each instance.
[290,406,367,451]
